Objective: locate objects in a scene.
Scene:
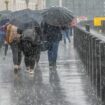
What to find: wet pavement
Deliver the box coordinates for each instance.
[0,37,99,105]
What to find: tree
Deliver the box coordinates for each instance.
[25,0,29,9]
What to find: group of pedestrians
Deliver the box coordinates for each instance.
[0,20,73,74]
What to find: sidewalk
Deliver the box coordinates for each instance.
[0,38,99,105]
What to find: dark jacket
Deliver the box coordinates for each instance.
[42,22,62,42]
[21,27,41,56]
[61,26,69,30]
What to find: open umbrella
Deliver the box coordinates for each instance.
[0,18,9,26]
[0,10,11,26]
[0,10,11,16]
[10,14,39,30]
[0,10,11,20]
[30,10,43,25]
[9,9,43,25]
[11,9,31,18]
[42,7,74,26]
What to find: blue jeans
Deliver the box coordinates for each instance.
[61,28,71,44]
[48,41,59,66]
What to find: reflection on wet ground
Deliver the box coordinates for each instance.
[0,39,99,105]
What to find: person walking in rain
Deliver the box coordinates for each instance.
[42,22,62,69]
[3,41,8,60]
[5,23,22,73]
[0,26,5,50]
[21,24,41,74]
[61,25,72,44]
[0,19,10,58]
[0,25,9,60]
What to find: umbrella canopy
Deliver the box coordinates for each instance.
[0,10,11,16]
[9,9,31,19]
[0,10,12,20]
[42,7,74,26]
[0,10,11,26]
[9,9,43,25]
[10,14,39,30]
[0,19,9,26]
[30,10,43,25]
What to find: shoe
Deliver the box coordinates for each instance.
[29,69,34,74]
[14,65,20,74]
[14,68,18,74]
[25,67,30,73]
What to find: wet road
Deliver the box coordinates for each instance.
[0,38,99,105]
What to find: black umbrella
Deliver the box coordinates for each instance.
[30,10,43,25]
[9,9,43,25]
[9,9,31,18]
[0,10,11,26]
[0,10,11,16]
[0,10,12,20]
[42,7,74,26]
[10,14,39,30]
[0,19,9,26]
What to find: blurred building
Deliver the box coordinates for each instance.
[46,0,105,19]
[0,0,45,11]
[13,0,34,10]
[0,0,105,19]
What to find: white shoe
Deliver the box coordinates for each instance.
[29,69,34,74]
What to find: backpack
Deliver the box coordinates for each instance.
[22,29,36,42]
[21,29,37,56]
